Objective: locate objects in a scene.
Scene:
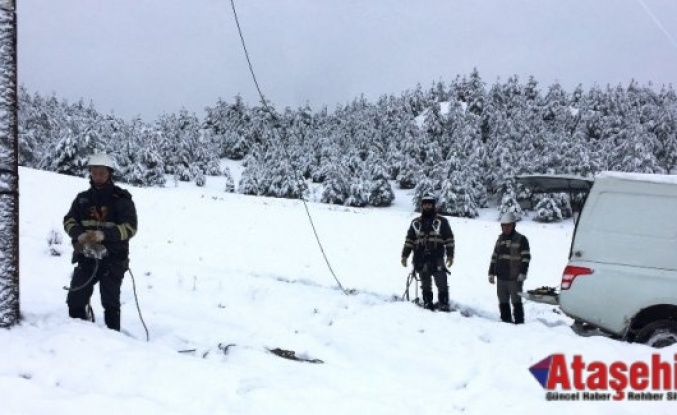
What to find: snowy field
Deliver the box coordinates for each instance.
[2,166,674,414]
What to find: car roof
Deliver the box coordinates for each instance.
[514,174,594,193]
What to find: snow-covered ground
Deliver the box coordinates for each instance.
[2,166,674,414]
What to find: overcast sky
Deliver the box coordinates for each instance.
[17,0,677,120]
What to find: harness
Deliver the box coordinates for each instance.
[411,216,445,273]
[412,216,442,250]
[412,217,441,237]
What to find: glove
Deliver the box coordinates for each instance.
[517,273,527,282]
[445,258,453,268]
[401,257,407,267]
[77,232,90,244]
[488,275,495,284]
[77,230,105,244]
[82,243,108,259]
[90,230,105,243]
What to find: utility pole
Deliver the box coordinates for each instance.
[0,0,20,328]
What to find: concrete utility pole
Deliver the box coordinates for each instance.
[0,0,20,328]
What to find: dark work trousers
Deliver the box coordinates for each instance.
[67,257,126,331]
[496,280,524,324]
[419,264,449,309]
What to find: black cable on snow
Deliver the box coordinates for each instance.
[228,0,347,295]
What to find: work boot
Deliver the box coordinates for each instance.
[437,303,451,312]
[104,309,121,331]
[422,290,435,311]
[499,303,512,323]
[69,307,88,321]
[438,289,450,312]
[513,302,525,324]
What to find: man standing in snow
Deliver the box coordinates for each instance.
[401,195,455,311]
[488,212,530,324]
[63,153,137,331]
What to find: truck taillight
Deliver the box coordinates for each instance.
[561,266,593,290]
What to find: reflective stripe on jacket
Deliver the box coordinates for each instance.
[488,230,530,281]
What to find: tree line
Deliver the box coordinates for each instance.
[18,69,677,222]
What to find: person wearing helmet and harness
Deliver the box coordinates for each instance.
[401,195,455,311]
[63,153,137,331]
[488,212,530,324]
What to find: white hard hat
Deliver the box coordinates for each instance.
[420,194,437,204]
[499,211,518,224]
[87,153,117,171]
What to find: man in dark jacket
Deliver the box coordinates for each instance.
[488,212,530,324]
[401,195,455,311]
[63,153,137,331]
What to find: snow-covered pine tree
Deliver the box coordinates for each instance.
[156,110,203,179]
[175,165,192,182]
[413,175,435,211]
[262,157,305,200]
[435,178,455,215]
[396,155,418,189]
[39,97,113,177]
[368,161,394,207]
[203,96,251,160]
[653,86,677,173]
[437,172,478,218]
[115,118,166,187]
[345,175,370,207]
[534,196,563,222]
[192,166,206,187]
[458,191,480,218]
[238,155,261,196]
[309,136,337,183]
[498,187,524,220]
[383,143,402,180]
[553,193,573,219]
[40,122,98,177]
[459,145,490,209]
[613,125,664,174]
[223,165,236,193]
[320,161,350,205]
[368,178,394,207]
[467,69,488,115]
[17,87,47,167]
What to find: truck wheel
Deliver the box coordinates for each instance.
[636,320,677,348]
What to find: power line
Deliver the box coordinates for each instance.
[635,0,677,51]
[228,0,347,294]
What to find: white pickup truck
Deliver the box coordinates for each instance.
[518,172,677,348]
